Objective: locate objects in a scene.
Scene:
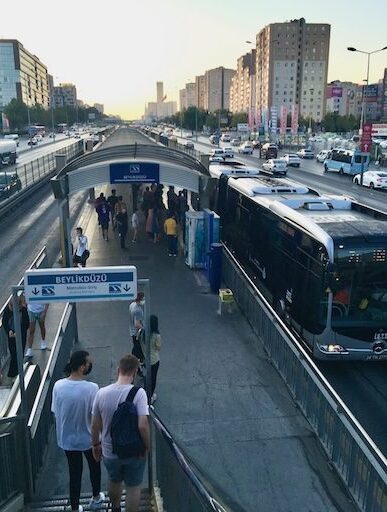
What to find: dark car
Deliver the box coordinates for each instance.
[0,171,22,200]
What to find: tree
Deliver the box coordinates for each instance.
[230,112,248,128]
[4,99,28,130]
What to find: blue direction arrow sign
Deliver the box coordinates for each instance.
[24,266,137,303]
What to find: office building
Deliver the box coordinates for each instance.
[0,39,50,109]
[203,67,235,112]
[255,18,330,123]
[53,83,77,108]
[229,50,256,113]
[326,81,362,117]
[94,103,104,114]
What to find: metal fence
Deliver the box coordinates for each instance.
[221,247,387,512]
[152,411,231,512]
[0,247,47,370]
[28,303,77,489]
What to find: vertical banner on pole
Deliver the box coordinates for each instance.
[270,106,278,135]
[280,106,288,135]
[291,104,299,135]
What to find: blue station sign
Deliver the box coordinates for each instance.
[110,162,160,184]
[24,266,137,303]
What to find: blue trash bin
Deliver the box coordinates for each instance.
[209,243,222,293]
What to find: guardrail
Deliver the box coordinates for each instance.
[221,246,387,512]
[0,247,47,371]
[0,140,84,220]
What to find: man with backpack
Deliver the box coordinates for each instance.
[91,354,149,512]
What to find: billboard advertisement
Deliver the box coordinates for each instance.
[280,106,288,135]
[291,104,299,135]
[270,106,278,134]
[331,86,343,98]
[237,123,249,132]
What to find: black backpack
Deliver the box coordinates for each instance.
[111,386,145,459]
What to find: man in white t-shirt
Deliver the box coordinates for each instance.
[91,354,149,512]
[128,292,145,362]
[25,302,49,357]
[52,350,105,512]
[73,227,89,268]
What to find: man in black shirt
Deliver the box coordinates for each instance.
[107,190,119,230]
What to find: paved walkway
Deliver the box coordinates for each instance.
[31,178,357,512]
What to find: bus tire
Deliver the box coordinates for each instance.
[339,168,344,175]
[354,178,359,185]
[370,182,374,189]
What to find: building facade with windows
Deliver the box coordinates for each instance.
[326,81,362,117]
[255,18,330,123]
[0,39,50,109]
[203,67,235,113]
[195,75,206,110]
[53,83,77,108]
[229,51,256,113]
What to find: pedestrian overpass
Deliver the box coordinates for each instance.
[50,143,211,266]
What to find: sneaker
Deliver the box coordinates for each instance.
[25,348,33,358]
[89,491,105,510]
[40,341,47,350]
[151,393,157,404]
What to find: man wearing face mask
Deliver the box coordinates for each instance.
[51,351,105,512]
[129,292,145,363]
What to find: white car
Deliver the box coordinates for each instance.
[238,142,254,155]
[283,153,301,167]
[316,150,330,163]
[231,138,240,146]
[297,148,314,159]
[184,141,194,149]
[209,156,225,164]
[222,147,234,158]
[262,159,287,175]
[221,134,231,142]
[353,171,387,189]
[210,148,225,158]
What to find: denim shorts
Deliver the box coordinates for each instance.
[104,456,146,487]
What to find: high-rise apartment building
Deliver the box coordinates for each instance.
[255,18,330,122]
[53,83,77,108]
[203,67,235,112]
[381,69,387,122]
[195,75,205,109]
[229,51,256,113]
[157,81,164,103]
[0,39,50,109]
[179,82,197,110]
[179,89,187,111]
[93,103,104,114]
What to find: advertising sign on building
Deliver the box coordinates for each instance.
[237,123,249,132]
[280,106,288,135]
[291,104,299,135]
[360,123,372,153]
[371,124,387,137]
[110,163,160,184]
[331,87,343,98]
[270,106,278,134]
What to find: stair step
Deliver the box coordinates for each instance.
[27,488,153,511]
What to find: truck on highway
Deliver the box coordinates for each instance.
[0,140,17,168]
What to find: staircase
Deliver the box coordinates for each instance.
[27,488,156,511]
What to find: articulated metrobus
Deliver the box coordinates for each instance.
[323,148,369,175]
[210,163,387,361]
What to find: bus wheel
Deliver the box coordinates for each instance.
[370,182,374,189]
[339,168,344,175]
[354,178,359,185]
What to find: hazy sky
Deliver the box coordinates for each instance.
[1,0,386,119]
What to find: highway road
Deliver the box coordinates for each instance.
[172,130,387,459]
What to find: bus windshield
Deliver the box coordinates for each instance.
[331,257,387,327]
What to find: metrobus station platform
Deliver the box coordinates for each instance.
[26,183,357,512]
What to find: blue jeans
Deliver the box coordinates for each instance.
[167,235,177,255]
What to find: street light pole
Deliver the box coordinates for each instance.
[195,107,198,142]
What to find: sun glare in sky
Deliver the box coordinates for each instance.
[1,0,386,119]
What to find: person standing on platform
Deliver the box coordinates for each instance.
[25,302,49,357]
[116,207,128,249]
[73,227,89,267]
[167,186,178,215]
[152,207,160,243]
[107,190,119,231]
[139,314,161,404]
[129,292,145,363]
[2,295,29,380]
[91,354,150,512]
[52,351,105,512]
[114,196,127,218]
[131,208,139,243]
[95,193,105,226]
[96,197,110,241]
[164,211,178,256]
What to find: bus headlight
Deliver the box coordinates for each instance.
[320,344,347,353]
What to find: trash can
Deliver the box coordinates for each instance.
[208,243,222,293]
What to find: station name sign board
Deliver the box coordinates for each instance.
[110,162,160,184]
[25,266,137,303]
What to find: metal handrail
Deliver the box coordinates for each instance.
[223,244,387,472]
[151,409,229,512]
